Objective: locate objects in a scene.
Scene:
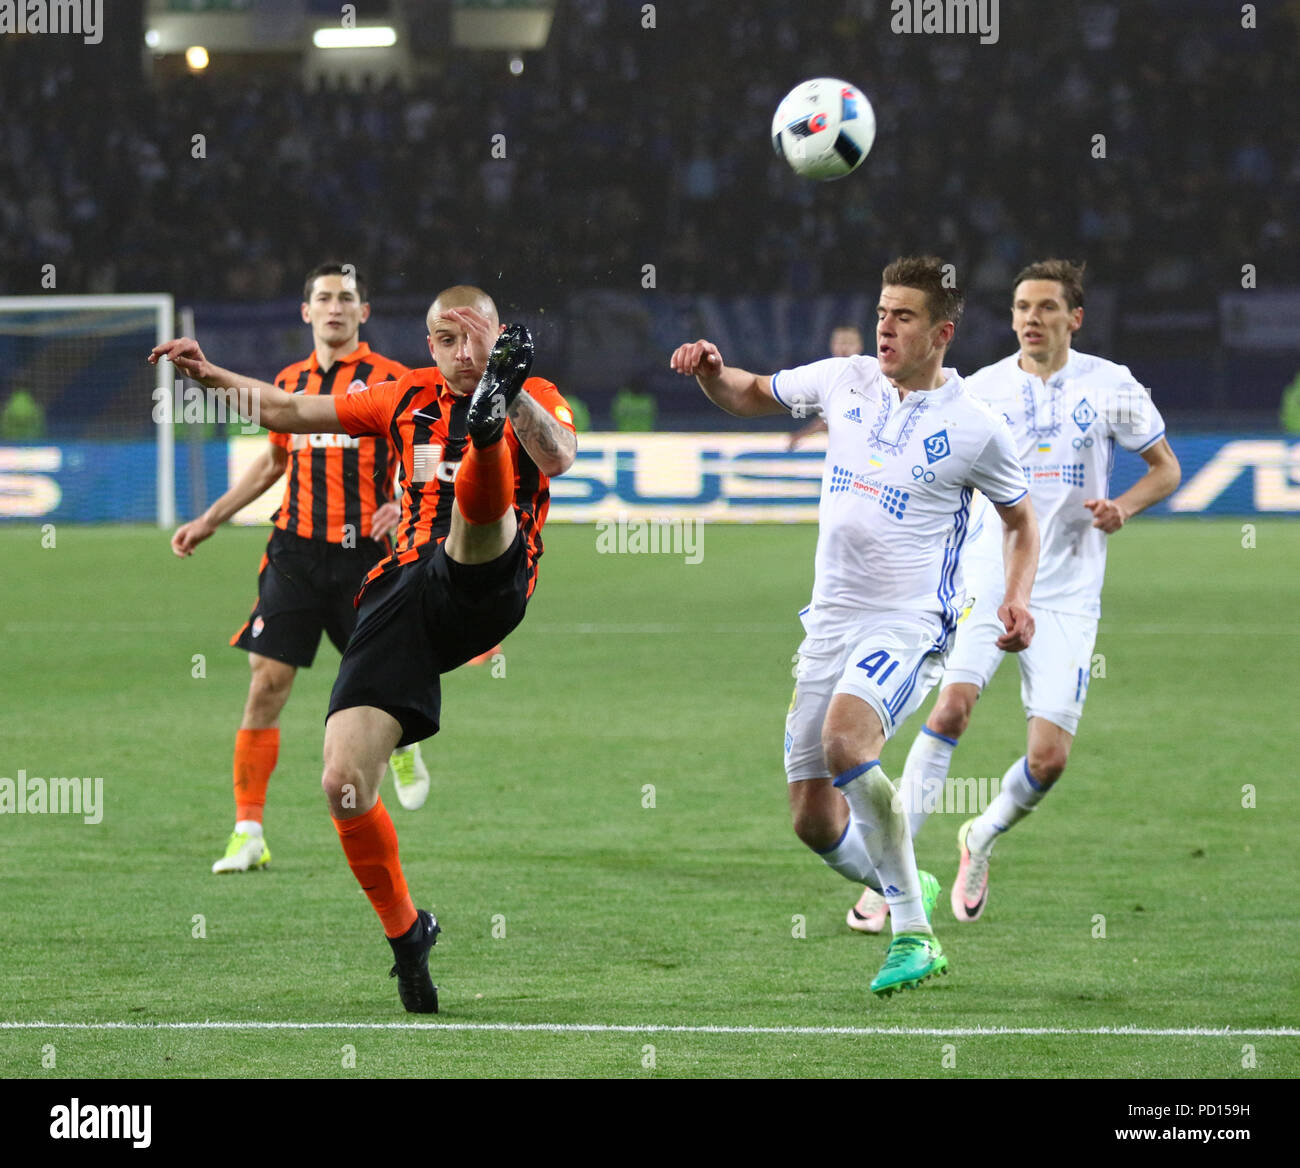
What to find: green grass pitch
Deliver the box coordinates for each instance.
[0,519,1296,1078]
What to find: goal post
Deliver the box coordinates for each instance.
[0,294,176,527]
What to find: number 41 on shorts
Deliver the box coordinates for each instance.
[856,649,899,686]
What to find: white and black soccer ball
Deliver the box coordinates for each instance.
[771,78,876,181]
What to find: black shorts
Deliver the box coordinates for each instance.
[231,528,388,668]
[327,533,531,747]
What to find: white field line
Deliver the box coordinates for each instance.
[1,1022,1295,1038]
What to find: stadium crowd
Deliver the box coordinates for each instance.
[0,0,1294,307]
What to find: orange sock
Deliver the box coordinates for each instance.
[332,799,417,938]
[454,438,514,525]
[233,727,279,823]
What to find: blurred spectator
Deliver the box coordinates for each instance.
[611,384,657,432]
[1,391,46,440]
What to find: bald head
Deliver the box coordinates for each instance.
[425,284,506,394]
[427,285,498,334]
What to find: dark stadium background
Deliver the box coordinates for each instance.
[0,0,1295,434]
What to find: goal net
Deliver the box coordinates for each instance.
[0,295,177,527]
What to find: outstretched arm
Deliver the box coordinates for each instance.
[150,337,343,434]
[669,339,787,418]
[993,495,1039,652]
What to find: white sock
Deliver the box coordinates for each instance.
[968,756,1045,854]
[817,819,882,891]
[835,761,929,935]
[235,819,263,837]
[898,726,956,839]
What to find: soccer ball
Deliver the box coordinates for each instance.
[771,78,876,181]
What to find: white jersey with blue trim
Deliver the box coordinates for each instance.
[961,349,1167,618]
[771,354,1027,646]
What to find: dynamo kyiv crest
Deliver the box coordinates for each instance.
[923,430,951,464]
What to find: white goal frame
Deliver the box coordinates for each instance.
[0,294,176,527]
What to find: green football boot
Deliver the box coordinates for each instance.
[870,932,949,997]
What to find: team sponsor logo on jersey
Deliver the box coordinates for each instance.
[1029,462,1086,486]
[843,405,863,424]
[1073,398,1097,432]
[346,379,369,394]
[290,432,360,450]
[412,443,442,483]
[923,430,951,464]
[251,616,264,638]
[412,443,459,484]
[828,464,909,518]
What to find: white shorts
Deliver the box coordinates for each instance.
[941,588,1098,735]
[784,612,947,783]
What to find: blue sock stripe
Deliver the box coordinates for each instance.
[922,726,959,747]
[813,819,852,856]
[832,761,880,788]
[1021,756,1044,791]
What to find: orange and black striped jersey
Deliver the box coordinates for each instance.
[333,365,577,601]
[269,342,410,544]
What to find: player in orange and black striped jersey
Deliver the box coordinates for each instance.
[153,284,577,1013]
[169,263,432,877]
[331,335,569,606]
